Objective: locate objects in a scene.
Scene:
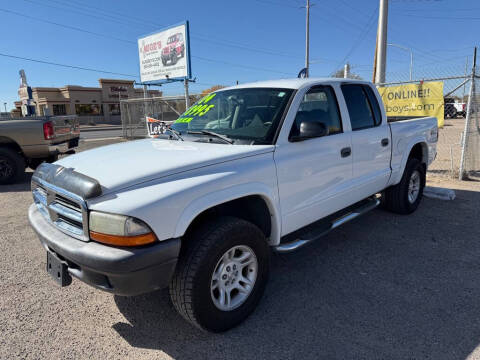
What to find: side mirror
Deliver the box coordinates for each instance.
[291,121,329,142]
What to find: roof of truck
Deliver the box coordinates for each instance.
[222,77,370,91]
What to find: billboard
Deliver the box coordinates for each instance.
[138,22,191,84]
[377,81,444,128]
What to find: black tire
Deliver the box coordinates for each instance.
[171,51,178,65]
[0,147,25,185]
[169,216,270,332]
[382,158,425,214]
[162,59,167,66]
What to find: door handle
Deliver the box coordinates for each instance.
[341,147,351,158]
[381,138,389,147]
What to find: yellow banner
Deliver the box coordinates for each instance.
[377,81,444,128]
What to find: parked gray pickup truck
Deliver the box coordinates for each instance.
[0,115,80,184]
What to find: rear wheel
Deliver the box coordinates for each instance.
[0,148,25,184]
[382,158,425,214]
[169,216,270,332]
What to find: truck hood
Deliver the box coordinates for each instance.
[55,139,274,195]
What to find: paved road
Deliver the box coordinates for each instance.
[1,139,480,359]
[80,128,123,140]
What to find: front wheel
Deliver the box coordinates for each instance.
[169,216,270,332]
[382,158,425,214]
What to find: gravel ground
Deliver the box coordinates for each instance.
[1,137,480,359]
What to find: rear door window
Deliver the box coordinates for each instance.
[341,84,379,130]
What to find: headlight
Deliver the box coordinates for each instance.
[89,211,156,246]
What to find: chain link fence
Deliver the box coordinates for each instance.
[120,94,200,139]
[373,52,479,180]
[459,74,480,179]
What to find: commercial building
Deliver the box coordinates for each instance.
[15,78,161,124]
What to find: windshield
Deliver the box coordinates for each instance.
[167,35,177,44]
[171,88,294,144]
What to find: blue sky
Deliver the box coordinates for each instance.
[0,0,478,110]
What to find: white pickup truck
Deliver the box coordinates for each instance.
[28,78,438,332]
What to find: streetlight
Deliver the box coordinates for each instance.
[387,43,414,81]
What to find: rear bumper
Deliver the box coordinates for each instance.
[28,204,180,296]
[48,137,79,156]
[24,137,80,159]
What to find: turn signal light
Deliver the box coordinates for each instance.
[89,231,156,247]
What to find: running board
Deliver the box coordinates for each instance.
[274,197,380,253]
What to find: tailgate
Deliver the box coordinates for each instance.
[50,115,80,143]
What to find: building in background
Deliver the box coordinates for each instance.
[15,78,161,124]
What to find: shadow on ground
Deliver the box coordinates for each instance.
[113,190,480,359]
[0,172,32,193]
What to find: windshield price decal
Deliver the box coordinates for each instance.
[175,93,217,123]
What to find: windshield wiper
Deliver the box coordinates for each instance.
[187,130,234,144]
[166,128,184,141]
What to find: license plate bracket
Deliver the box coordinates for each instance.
[46,250,72,287]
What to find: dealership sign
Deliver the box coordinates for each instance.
[377,81,444,128]
[138,21,191,84]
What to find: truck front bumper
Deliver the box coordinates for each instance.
[28,204,180,296]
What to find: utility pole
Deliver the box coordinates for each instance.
[374,0,389,84]
[305,0,310,78]
[3,102,6,113]
[344,63,350,79]
[184,79,190,108]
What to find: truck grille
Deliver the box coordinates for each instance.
[31,179,89,241]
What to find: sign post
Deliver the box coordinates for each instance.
[138,21,193,137]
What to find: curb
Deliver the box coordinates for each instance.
[424,186,456,201]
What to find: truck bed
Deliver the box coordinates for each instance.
[388,116,438,186]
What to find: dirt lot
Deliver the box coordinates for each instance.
[1,134,480,359]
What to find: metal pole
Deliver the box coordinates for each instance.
[388,44,413,81]
[409,50,413,81]
[463,56,469,101]
[459,46,477,180]
[184,79,190,109]
[3,103,6,112]
[305,0,310,78]
[344,64,349,79]
[375,0,389,84]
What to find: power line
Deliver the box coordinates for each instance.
[18,0,304,61]
[397,14,480,20]
[22,0,151,30]
[0,6,295,76]
[252,0,300,8]
[0,8,134,44]
[0,52,139,77]
[333,6,378,73]
[192,55,292,75]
